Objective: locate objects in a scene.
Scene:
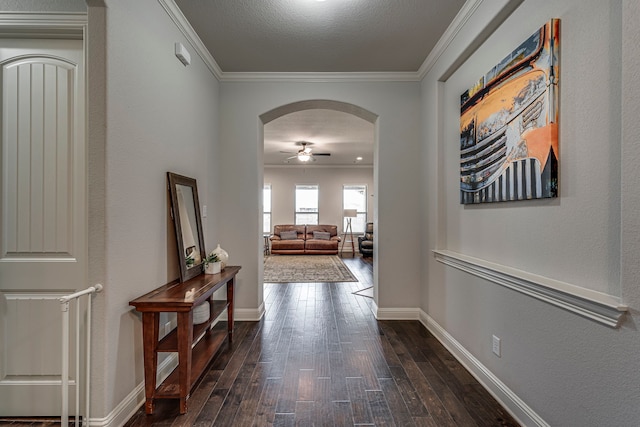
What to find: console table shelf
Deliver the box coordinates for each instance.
[156,329,227,398]
[130,266,240,415]
[156,300,228,352]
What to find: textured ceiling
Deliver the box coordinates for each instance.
[264,109,375,166]
[173,0,467,165]
[174,0,466,73]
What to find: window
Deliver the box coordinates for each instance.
[263,184,271,234]
[295,184,319,225]
[343,185,367,233]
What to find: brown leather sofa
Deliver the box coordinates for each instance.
[270,224,340,254]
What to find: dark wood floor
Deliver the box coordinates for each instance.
[123,255,519,427]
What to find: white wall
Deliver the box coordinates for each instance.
[88,0,221,418]
[15,0,637,424]
[421,0,640,425]
[264,166,374,236]
[219,81,422,314]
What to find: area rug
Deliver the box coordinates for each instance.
[263,255,358,283]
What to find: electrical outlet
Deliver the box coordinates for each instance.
[492,335,501,357]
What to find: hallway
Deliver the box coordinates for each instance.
[124,257,519,426]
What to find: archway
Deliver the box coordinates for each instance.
[259,100,378,303]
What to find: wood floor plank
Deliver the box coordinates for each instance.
[346,377,373,424]
[192,387,228,426]
[233,362,270,425]
[252,377,283,427]
[396,358,457,427]
[332,400,355,427]
[387,365,429,417]
[297,369,315,401]
[313,377,334,426]
[379,377,416,427]
[207,375,247,426]
[415,361,478,427]
[294,400,314,426]
[275,349,301,414]
[328,350,349,401]
[272,413,295,427]
[367,389,396,426]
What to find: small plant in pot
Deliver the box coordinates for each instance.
[185,254,195,268]
[204,252,221,274]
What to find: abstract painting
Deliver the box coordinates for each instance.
[460,19,559,204]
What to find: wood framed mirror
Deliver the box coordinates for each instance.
[167,172,206,282]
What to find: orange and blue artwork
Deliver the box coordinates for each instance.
[460,19,559,204]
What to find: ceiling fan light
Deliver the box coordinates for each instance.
[298,153,311,162]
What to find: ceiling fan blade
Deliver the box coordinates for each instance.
[280,150,296,154]
[313,152,331,156]
[286,155,298,159]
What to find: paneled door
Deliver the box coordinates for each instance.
[0,39,86,416]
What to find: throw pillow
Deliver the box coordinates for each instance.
[313,231,331,240]
[280,230,298,240]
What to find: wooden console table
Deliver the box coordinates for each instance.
[129,266,240,415]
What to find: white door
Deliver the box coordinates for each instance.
[0,38,85,416]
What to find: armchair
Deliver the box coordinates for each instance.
[358,222,373,257]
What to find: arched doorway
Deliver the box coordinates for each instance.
[259,100,378,302]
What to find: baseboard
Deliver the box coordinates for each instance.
[374,306,420,320]
[419,310,549,427]
[235,302,265,321]
[88,354,177,426]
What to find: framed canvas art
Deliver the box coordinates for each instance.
[460,19,559,204]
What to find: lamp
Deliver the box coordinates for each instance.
[341,209,358,256]
[298,152,311,162]
[344,209,357,218]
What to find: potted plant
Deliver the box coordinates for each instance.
[185,254,195,268]
[203,252,221,274]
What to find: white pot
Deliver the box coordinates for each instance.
[211,244,229,269]
[205,261,221,274]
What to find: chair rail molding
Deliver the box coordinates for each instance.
[433,249,628,328]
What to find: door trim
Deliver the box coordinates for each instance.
[0,13,86,38]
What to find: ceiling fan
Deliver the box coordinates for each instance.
[281,142,331,162]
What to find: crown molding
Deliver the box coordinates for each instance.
[433,249,628,328]
[264,164,373,169]
[220,71,421,83]
[157,0,223,79]
[417,0,484,79]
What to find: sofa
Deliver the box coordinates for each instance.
[358,222,373,257]
[270,224,340,254]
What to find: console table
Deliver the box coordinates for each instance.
[129,266,240,415]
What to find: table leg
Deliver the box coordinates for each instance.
[141,312,159,415]
[227,278,234,342]
[177,310,194,414]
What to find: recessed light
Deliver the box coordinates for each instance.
[356,156,363,161]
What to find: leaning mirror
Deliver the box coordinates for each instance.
[167,172,206,282]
